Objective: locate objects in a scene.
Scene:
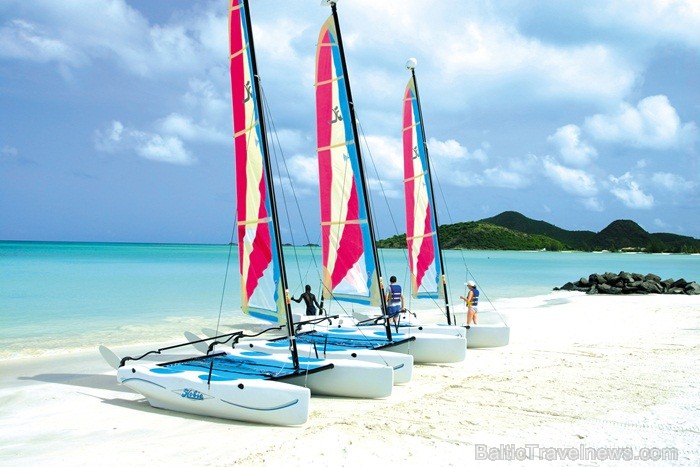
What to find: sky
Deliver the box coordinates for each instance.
[1,0,698,245]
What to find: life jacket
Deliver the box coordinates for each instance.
[469,289,479,306]
[388,284,402,305]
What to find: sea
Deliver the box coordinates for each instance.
[1,241,698,360]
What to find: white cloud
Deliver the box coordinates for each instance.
[158,113,227,145]
[651,172,695,193]
[581,197,604,211]
[286,154,318,188]
[0,19,84,65]
[589,0,700,48]
[609,172,654,208]
[428,138,470,160]
[95,120,194,165]
[653,218,669,229]
[482,166,528,189]
[0,0,226,78]
[585,95,697,149]
[542,157,598,197]
[547,125,597,166]
[427,138,487,187]
[361,135,402,180]
[481,154,539,189]
[136,134,191,165]
[367,177,402,199]
[433,21,634,103]
[1,145,19,158]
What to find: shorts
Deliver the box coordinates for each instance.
[387,305,401,318]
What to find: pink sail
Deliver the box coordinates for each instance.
[403,77,443,299]
[229,0,285,322]
[315,16,380,306]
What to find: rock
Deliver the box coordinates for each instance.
[603,272,620,283]
[597,283,622,294]
[619,272,634,283]
[558,272,696,296]
[672,278,688,289]
[644,273,662,283]
[685,282,700,295]
[589,273,606,285]
[639,281,663,294]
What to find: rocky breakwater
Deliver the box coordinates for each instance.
[555,271,700,295]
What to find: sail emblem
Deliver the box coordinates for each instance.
[244,81,252,103]
[330,106,343,124]
[412,145,419,159]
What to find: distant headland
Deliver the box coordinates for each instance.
[377,211,700,253]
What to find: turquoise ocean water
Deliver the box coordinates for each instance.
[1,241,698,359]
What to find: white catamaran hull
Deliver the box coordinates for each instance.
[350,312,510,348]
[303,325,467,364]
[241,340,413,385]
[189,334,395,397]
[464,324,510,348]
[199,329,414,385]
[117,364,311,426]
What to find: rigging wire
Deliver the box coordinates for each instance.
[258,83,357,320]
[429,146,506,324]
[356,116,447,317]
[259,84,318,290]
[215,223,238,336]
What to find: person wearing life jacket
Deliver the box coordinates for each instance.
[385,276,404,324]
[460,280,479,326]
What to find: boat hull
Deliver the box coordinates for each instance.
[238,338,413,385]
[302,326,466,364]
[221,348,394,398]
[117,363,310,426]
[348,313,510,348]
[465,324,510,348]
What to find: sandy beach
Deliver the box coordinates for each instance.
[1,291,698,466]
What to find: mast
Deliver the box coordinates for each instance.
[325,0,392,339]
[407,60,453,325]
[237,0,299,366]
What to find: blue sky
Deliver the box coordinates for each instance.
[1,0,698,244]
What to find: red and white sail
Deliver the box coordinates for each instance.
[403,76,444,299]
[229,0,285,322]
[315,16,381,306]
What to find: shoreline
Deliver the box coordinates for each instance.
[1,293,698,465]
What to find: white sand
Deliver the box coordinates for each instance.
[1,292,698,466]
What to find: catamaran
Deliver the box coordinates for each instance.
[293,0,466,364]
[346,59,509,348]
[98,0,394,426]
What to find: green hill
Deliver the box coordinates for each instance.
[480,211,595,249]
[378,221,567,251]
[378,211,700,253]
[590,220,650,250]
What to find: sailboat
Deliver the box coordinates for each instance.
[98,0,391,426]
[294,0,466,364]
[352,59,509,348]
[186,0,396,398]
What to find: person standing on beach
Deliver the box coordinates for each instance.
[460,280,479,326]
[385,276,404,324]
[291,285,322,316]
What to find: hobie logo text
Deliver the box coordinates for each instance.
[181,388,204,400]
